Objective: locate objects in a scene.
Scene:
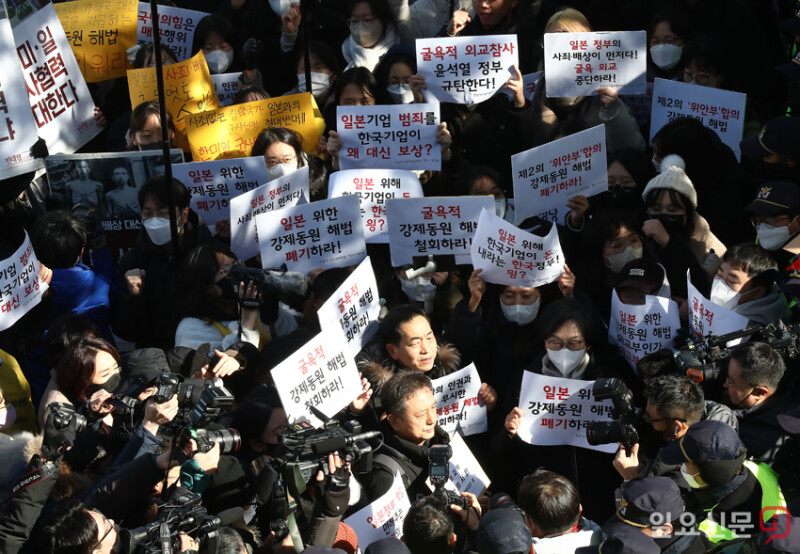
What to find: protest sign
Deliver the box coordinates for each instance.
[186,93,324,160]
[317,257,380,359]
[512,124,607,223]
[172,157,269,227]
[270,328,361,426]
[0,232,49,332]
[650,77,746,160]
[425,433,490,497]
[497,70,541,102]
[337,104,441,171]
[256,194,366,274]
[517,371,616,453]
[431,363,486,437]
[471,208,564,288]
[328,169,423,243]
[136,2,206,62]
[687,276,748,346]
[344,472,410,549]
[620,80,654,128]
[229,166,309,261]
[55,0,138,82]
[609,290,680,370]
[544,31,647,97]
[387,196,493,266]
[416,35,518,104]
[210,72,239,107]
[5,0,44,26]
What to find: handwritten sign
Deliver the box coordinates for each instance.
[270,328,362,426]
[387,196,493,266]
[650,77,746,160]
[256,194,366,274]
[430,363,486,437]
[544,31,647,97]
[344,472,410,549]
[425,433,490,497]
[497,71,541,102]
[211,72,239,107]
[687,275,748,345]
[173,157,269,227]
[136,2,206,62]
[328,169,423,243]
[337,103,441,171]
[609,290,680,370]
[471,208,564,288]
[0,232,49,332]
[416,35,518,104]
[517,371,616,453]
[512,124,607,224]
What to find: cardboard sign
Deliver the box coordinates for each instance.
[512,124,607,224]
[136,2,206,62]
[430,363,487,437]
[497,70,541,102]
[386,196,493,266]
[328,169,423,243]
[317,257,380,358]
[650,77,747,160]
[337,103,441,171]
[0,232,49,332]
[211,72,239,107]
[344,472,410,548]
[609,290,680,370]
[229,166,309,261]
[416,34,518,104]
[425,433,490,497]
[471,208,564,288]
[55,0,138,82]
[172,157,269,227]
[256,194,366,274]
[687,275,749,345]
[270,328,362,426]
[185,92,324,160]
[544,31,647,97]
[517,371,616,453]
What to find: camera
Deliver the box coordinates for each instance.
[226,266,310,316]
[585,378,640,452]
[428,444,470,510]
[50,403,88,434]
[151,372,213,408]
[181,427,241,457]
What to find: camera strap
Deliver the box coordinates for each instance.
[10,460,58,498]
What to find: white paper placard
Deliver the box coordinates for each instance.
[609,290,681,370]
[687,274,749,346]
[136,2,207,61]
[430,363,487,437]
[344,472,410,549]
[424,433,490,497]
[210,72,239,107]
[497,71,542,102]
[0,232,49,332]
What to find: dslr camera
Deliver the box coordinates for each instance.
[428,444,469,510]
[585,378,640,452]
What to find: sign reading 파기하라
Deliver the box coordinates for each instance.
[136,2,206,62]
[344,472,410,549]
[609,290,680,370]
[0,232,49,332]
[430,363,487,437]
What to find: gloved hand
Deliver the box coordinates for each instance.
[41,403,81,461]
[242,37,263,71]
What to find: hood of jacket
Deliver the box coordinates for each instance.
[731,286,789,325]
[357,340,461,394]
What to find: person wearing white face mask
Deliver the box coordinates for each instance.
[744,181,800,271]
[342,0,398,71]
[283,42,340,111]
[250,127,329,201]
[374,46,416,105]
[647,11,687,80]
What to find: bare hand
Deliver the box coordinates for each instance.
[93,107,107,128]
[281,3,300,33]
[595,87,619,109]
[467,269,485,313]
[450,492,481,531]
[214,218,231,240]
[125,268,146,296]
[612,442,640,481]
[436,122,452,160]
[316,135,329,158]
[179,533,200,552]
[327,131,342,170]
[144,394,179,428]
[642,219,670,248]
[447,9,471,36]
[431,271,449,286]
[191,440,221,474]
[239,280,260,331]
[503,65,525,108]
[409,74,427,104]
[478,383,497,410]
[209,349,242,378]
[38,262,52,285]
[558,264,575,299]
[504,407,523,435]
[566,195,589,228]
[88,389,114,414]
[350,376,373,414]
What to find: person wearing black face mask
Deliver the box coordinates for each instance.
[588,148,654,219]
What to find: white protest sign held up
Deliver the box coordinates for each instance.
[424,434,490,497]
[609,290,680,370]
[650,77,746,160]
[328,169,423,243]
[431,363,487,437]
[687,275,748,346]
[0,232,49,332]
[471,208,564,288]
[387,196,493,266]
[517,371,616,453]
[544,31,647,97]
[344,472,410,549]
[229,165,309,261]
[416,34,518,104]
[337,103,441,171]
[256,194,366,274]
[497,71,541,102]
[512,124,607,223]
[210,72,239,107]
[317,257,381,359]
[270,328,362,427]
[136,2,206,61]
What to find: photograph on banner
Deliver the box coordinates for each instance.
[497,71,541,102]
[471,208,564,288]
[424,434,490,497]
[172,156,269,227]
[650,77,746,160]
[337,103,441,171]
[317,257,380,359]
[186,92,324,160]
[4,0,44,27]
[416,34,519,104]
[54,0,138,83]
[0,232,49,332]
[136,2,206,62]
[609,290,680,370]
[229,165,310,261]
[430,363,487,437]
[544,31,647,97]
[256,194,366,274]
[620,80,654,128]
[270,328,362,426]
[387,196,493,266]
[10,3,101,155]
[512,124,607,223]
[344,472,410,549]
[517,371,617,453]
[687,274,748,347]
[211,72,239,107]
[328,169,423,243]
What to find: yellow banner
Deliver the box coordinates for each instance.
[127,50,219,151]
[185,93,325,162]
[55,0,138,82]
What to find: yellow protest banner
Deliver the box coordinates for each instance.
[185,93,324,161]
[55,0,138,82]
[127,50,219,151]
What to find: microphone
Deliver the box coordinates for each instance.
[310,430,382,455]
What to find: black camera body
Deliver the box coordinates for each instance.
[585,378,640,452]
[428,444,469,510]
[50,403,88,433]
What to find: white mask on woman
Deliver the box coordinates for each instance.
[297,72,332,96]
[546,348,586,376]
[349,20,383,47]
[143,217,182,246]
[387,83,414,104]
[605,246,644,274]
[204,49,233,74]
[265,162,297,181]
[650,44,683,70]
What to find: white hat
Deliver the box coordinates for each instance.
[641,154,697,208]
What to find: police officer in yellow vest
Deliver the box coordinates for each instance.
[659,420,787,544]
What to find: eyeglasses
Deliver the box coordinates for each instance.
[265,155,297,168]
[605,233,642,251]
[650,36,680,46]
[91,513,115,553]
[347,16,376,26]
[544,338,585,351]
[724,376,754,389]
[683,70,712,86]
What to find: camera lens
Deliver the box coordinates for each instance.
[205,428,241,454]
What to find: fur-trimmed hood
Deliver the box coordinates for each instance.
[357,340,461,394]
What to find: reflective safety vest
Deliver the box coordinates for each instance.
[699,460,787,543]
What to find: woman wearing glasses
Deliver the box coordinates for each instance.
[342,0,399,71]
[251,127,329,202]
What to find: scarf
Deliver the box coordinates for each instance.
[341,25,397,72]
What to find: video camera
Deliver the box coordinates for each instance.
[428,444,469,510]
[226,266,310,315]
[585,378,640,453]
